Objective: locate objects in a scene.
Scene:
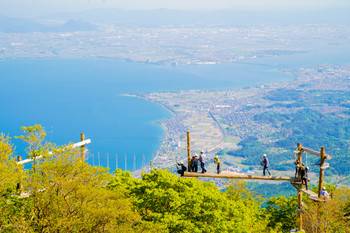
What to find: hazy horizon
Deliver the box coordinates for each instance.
[1,0,350,18]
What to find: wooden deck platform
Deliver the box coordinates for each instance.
[300,188,324,202]
[183,171,302,181]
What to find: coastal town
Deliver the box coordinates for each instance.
[138,64,350,180]
[1,23,350,65]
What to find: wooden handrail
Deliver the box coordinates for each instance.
[300,146,331,159]
[17,139,91,165]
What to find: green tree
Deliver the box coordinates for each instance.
[0,133,19,195]
[0,134,28,232]
[110,169,271,233]
[265,195,298,232]
[302,186,350,233]
[12,125,164,232]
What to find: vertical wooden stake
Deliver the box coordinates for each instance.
[187,132,191,172]
[17,156,23,194]
[80,133,85,161]
[318,147,325,197]
[133,154,136,171]
[317,147,326,232]
[297,143,303,232]
[98,152,100,166]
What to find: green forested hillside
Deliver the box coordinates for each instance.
[225,89,350,177]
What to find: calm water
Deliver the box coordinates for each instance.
[1,45,349,171]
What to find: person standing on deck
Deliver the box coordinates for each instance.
[294,159,300,178]
[214,155,220,174]
[194,155,199,172]
[261,154,271,176]
[199,150,207,173]
[300,165,309,190]
[191,155,199,172]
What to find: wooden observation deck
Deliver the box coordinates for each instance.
[183,171,303,182]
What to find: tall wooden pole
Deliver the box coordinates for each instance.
[297,143,303,232]
[316,147,326,233]
[187,132,191,172]
[133,154,136,171]
[98,152,100,166]
[17,156,23,193]
[318,147,326,197]
[80,133,85,160]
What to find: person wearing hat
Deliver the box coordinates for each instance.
[191,155,199,172]
[199,150,207,173]
[320,187,329,199]
[176,161,187,177]
[301,166,309,190]
[294,159,300,178]
[214,155,220,174]
[261,154,271,176]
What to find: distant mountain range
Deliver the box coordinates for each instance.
[0,15,97,33]
[1,7,349,33]
[37,7,350,27]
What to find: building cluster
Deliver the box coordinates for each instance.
[1,24,349,65]
[142,64,350,172]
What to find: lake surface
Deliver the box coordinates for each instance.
[1,45,349,171]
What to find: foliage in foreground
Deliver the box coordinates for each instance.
[0,125,164,232]
[109,170,274,233]
[1,125,350,232]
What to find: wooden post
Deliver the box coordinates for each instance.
[315,147,326,233]
[98,152,100,166]
[297,143,303,232]
[133,154,136,171]
[318,147,325,197]
[187,132,191,172]
[80,133,85,160]
[17,156,23,193]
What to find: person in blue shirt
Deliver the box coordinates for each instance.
[261,154,271,176]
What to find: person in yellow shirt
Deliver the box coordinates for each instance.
[214,155,220,174]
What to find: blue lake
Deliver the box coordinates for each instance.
[1,45,349,171]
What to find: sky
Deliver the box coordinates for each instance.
[1,0,350,17]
